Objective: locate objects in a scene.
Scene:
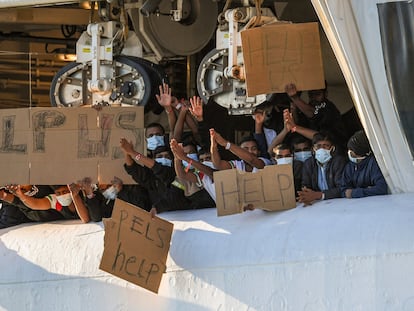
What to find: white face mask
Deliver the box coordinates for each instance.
[155,157,172,167]
[315,148,332,164]
[348,150,366,164]
[294,151,312,162]
[56,193,73,206]
[276,157,293,165]
[102,185,118,200]
[202,161,215,169]
[146,135,165,151]
[182,153,199,170]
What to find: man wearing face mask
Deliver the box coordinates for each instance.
[341,130,388,198]
[80,177,152,221]
[170,140,216,208]
[0,185,62,228]
[272,143,303,195]
[299,132,347,206]
[120,138,190,213]
[7,184,90,222]
[285,83,348,154]
[145,122,168,158]
[292,136,313,163]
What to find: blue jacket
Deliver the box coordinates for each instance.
[341,155,388,198]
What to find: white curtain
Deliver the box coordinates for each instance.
[311,0,414,193]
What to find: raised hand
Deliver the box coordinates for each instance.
[283,108,295,131]
[189,96,203,121]
[155,82,172,109]
[119,138,135,155]
[170,139,186,160]
[210,128,227,147]
[285,83,298,97]
[68,182,81,198]
[254,110,265,126]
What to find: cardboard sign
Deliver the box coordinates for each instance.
[100,199,174,293]
[0,106,144,184]
[214,165,296,216]
[241,22,325,96]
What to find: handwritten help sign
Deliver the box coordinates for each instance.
[99,199,173,293]
[214,165,296,216]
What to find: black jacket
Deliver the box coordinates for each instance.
[124,161,190,212]
[302,154,347,199]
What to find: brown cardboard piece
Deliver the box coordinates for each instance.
[99,199,174,293]
[214,164,296,216]
[241,22,325,96]
[0,106,144,185]
[0,108,30,184]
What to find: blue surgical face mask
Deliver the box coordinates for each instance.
[315,148,332,164]
[155,157,172,167]
[102,185,118,200]
[294,151,312,162]
[348,150,366,164]
[146,135,165,151]
[182,153,199,170]
[276,157,293,165]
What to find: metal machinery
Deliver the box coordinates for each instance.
[49,0,278,115]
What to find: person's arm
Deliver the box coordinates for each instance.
[210,129,232,170]
[285,83,315,118]
[7,185,52,210]
[212,129,265,169]
[340,163,353,198]
[156,83,177,140]
[189,96,210,149]
[349,157,388,198]
[120,138,155,169]
[69,182,90,223]
[173,105,188,141]
[324,156,346,200]
[171,139,214,180]
[0,189,15,204]
[297,160,323,205]
[253,110,270,158]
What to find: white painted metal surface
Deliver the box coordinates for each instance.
[2,194,414,310]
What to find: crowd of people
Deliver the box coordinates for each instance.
[0,82,388,229]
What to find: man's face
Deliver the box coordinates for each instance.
[199,153,211,163]
[274,148,292,159]
[313,139,332,151]
[54,186,70,196]
[145,126,164,139]
[308,89,325,104]
[240,140,259,157]
[155,151,172,160]
[293,142,311,153]
[183,145,196,155]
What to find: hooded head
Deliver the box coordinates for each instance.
[347,130,371,156]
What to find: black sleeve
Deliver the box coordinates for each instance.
[124,161,155,186]
[197,120,212,150]
[84,191,110,222]
[151,162,177,185]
